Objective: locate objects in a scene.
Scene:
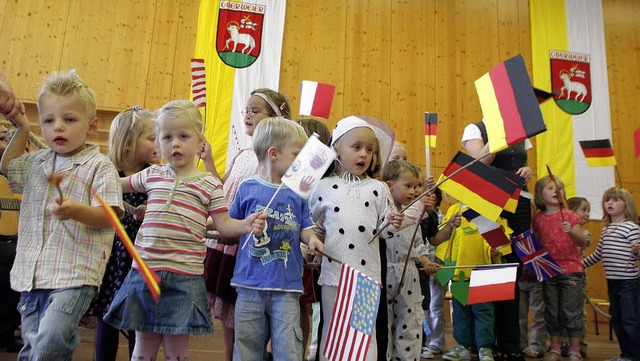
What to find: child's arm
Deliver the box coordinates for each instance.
[562,221,587,247]
[49,199,118,229]
[197,139,222,180]
[419,255,440,275]
[430,212,461,246]
[301,228,324,255]
[0,112,30,175]
[210,211,266,239]
[120,176,134,193]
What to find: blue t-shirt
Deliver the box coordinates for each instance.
[229,176,314,292]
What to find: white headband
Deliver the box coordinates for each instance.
[253,92,283,117]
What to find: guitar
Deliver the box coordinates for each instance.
[0,176,20,237]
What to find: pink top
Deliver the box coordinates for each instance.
[532,209,583,274]
[223,148,259,207]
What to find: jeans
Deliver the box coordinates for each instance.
[519,280,547,352]
[607,278,640,361]
[452,294,495,348]
[18,286,97,361]
[233,288,303,361]
[427,275,446,350]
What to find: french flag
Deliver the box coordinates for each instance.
[299,80,336,119]
[462,208,511,249]
[467,265,517,304]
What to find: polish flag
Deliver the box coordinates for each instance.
[299,80,336,119]
[467,265,517,304]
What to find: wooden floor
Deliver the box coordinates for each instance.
[0,318,624,361]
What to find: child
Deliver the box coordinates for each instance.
[310,116,403,361]
[389,141,408,161]
[518,266,547,359]
[583,187,640,361]
[229,117,324,360]
[86,106,157,361]
[382,159,440,360]
[201,88,291,361]
[0,70,123,360]
[436,203,504,361]
[103,100,265,360]
[532,176,587,361]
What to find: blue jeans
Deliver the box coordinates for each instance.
[452,296,495,348]
[233,288,302,361]
[18,286,97,361]
[607,278,640,361]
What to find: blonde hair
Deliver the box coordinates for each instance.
[250,88,291,119]
[108,107,155,170]
[156,100,203,134]
[38,69,97,119]
[601,187,638,224]
[533,175,566,212]
[382,159,420,182]
[253,117,307,160]
[567,197,589,212]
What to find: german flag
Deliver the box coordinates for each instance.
[579,139,616,167]
[499,169,525,213]
[475,55,547,153]
[438,152,519,221]
[424,112,438,148]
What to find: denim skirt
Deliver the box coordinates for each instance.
[103,269,213,335]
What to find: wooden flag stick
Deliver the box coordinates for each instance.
[546,164,565,222]
[367,152,492,244]
[615,165,623,188]
[315,249,343,264]
[241,183,284,250]
[397,205,428,293]
[421,262,519,271]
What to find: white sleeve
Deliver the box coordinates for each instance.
[460,123,483,147]
[524,139,533,151]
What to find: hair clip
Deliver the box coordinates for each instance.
[131,105,142,111]
[279,102,285,110]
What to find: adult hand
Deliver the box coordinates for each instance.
[0,73,25,119]
[515,166,532,184]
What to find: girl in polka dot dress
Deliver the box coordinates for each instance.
[310,116,403,361]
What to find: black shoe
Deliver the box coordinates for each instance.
[507,352,525,361]
[0,339,23,353]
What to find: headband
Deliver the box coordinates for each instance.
[253,92,283,117]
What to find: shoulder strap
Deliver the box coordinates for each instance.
[474,121,488,144]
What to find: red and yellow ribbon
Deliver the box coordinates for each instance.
[91,188,161,300]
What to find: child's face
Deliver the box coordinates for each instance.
[387,171,419,207]
[574,202,590,225]
[604,197,625,219]
[39,95,97,157]
[274,141,304,179]
[414,176,425,198]
[134,127,158,167]
[335,127,376,177]
[541,181,564,207]
[244,95,271,137]
[389,145,407,161]
[158,117,201,171]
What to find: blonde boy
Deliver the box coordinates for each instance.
[0,70,122,360]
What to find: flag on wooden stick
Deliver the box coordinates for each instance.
[299,80,336,119]
[281,134,336,199]
[635,128,640,158]
[475,54,547,153]
[191,58,207,107]
[424,112,438,148]
[467,265,517,304]
[324,263,381,361]
[512,229,563,282]
[462,208,511,249]
[578,139,616,167]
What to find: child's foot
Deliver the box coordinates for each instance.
[479,347,495,361]
[443,345,471,361]
[545,349,561,361]
[426,344,444,355]
[567,351,583,361]
[421,347,435,359]
[522,346,544,358]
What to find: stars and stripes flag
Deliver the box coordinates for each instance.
[512,229,563,282]
[323,263,381,361]
[424,112,438,148]
[191,58,207,107]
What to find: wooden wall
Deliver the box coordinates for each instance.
[2,0,639,304]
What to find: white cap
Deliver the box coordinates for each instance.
[331,115,395,165]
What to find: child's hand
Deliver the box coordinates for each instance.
[632,241,640,255]
[49,197,78,220]
[425,176,435,190]
[422,193,436,210]
[197,139,213,161]
[387,211,404,229]
[490,247,500,258]
[562,221,572,233]
[133,204,147,221]
[420,258,440,275]
[448,212,462,230]
[515,166,532,184]
[308,237,324,256]
[246,211,267,234]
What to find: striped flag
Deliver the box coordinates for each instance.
[462,208,511,249]
[190,58,207,107]
[299,80,336,119]
[474,54,547,153]
[512,229,563,282]
[438,151,518,222]
[534,87,557,104]
[635,128,640,158]
[424,112,438,148]
[578,139,616,167]
[467,265,517,304]
[531,0,614,220]
[324,263,381,361]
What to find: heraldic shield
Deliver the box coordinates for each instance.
[216,1,265,69]
[550,50,592,115]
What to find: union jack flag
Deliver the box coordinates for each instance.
[512,229,563,282]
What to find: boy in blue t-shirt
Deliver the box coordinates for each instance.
[229,117,324,361]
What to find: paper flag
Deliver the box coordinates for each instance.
[282,134,336,199]
[299,80,336,119]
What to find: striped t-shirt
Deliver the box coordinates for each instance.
[583,221,640,279]
[130,165,227,275]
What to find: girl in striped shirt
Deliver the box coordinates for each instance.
[584,187,640,361]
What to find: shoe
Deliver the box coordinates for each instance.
[421,347,435,359]
[560,341,569,357]
[426,344,444,355]
[479,347,495,361]
[443,345,471,361]
[522,347,544,358]
[0,339,23,353]
[507,353,525,361]
[567,351,582,361]
[545,350,561,361]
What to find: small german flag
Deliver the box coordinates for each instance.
[424,112,438,148]
[578,139,616,167]
[438,152,518,221]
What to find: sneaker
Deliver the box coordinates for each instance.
[567,351,582,361]
[560,341,569,357]
[545,350,561,361]
[443,345,471,361]
[421,347,435,359]
[426,344,444,355]
[522,347,544,358]
[479,347,495,361]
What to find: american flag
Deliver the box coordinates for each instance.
[323,263,381,361]
[191,58,206,107]
[512,229,563,282]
